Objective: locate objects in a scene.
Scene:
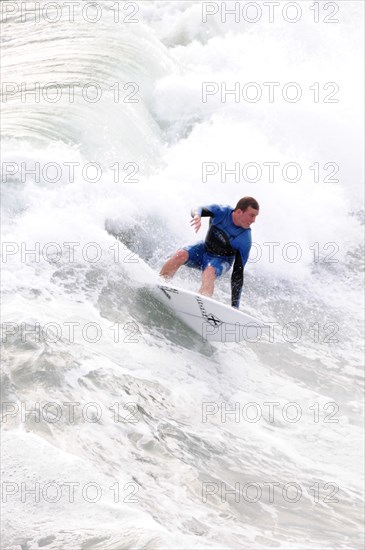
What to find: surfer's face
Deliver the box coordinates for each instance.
[238,207,259,229]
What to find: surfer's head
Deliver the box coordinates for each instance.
[233,197,259,229]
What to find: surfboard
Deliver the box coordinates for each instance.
[152,283,267,343]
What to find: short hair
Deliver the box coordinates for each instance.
[234,196,259,212]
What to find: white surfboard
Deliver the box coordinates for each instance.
[152,283,267,343]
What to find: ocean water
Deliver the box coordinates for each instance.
[1,1,364,549]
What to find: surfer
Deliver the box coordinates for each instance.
[159,197,259,308]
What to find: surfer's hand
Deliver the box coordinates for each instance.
[190,215,201,233]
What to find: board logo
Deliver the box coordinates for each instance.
[159,285,179,300]
[206,314,222,327]
[196,297,222,327]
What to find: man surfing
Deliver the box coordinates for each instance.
[160,196,259,309]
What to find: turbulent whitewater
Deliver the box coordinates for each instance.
[1,1,364,549]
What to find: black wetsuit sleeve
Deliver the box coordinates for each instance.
[191,207,214,218]
[231,251,244,308]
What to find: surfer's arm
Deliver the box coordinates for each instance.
[190,206,214,233]
[231,240,251,308]
[231,252,244,309]
[190,207,214,218]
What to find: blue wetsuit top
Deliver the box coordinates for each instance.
[192,204,252,308]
